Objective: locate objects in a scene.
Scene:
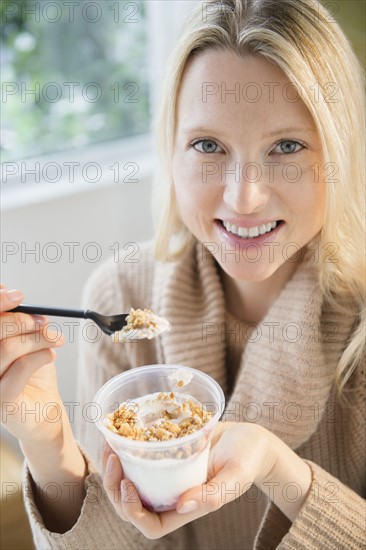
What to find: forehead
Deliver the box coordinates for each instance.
[176,49,312,130]
[181,49,288,86]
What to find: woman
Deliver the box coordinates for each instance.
[1,1,365,548]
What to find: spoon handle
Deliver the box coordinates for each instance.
[10,304,88,319]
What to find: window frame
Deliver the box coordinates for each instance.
[1,1,198,208]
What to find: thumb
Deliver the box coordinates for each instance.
[103,453,124,503]
[0,287,23,313]
[102,440,114,471]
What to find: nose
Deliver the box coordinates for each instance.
[222,161,269,214]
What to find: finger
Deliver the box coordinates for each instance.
[0,288,23,313]
[120,481,214,540]
[210,421,226,448]
[103,454,128,521]
[120,480,165,538]
[1,312,48,340]
[0,348,57,402]
[102,441,114,471]
[177,462,245,515]
[0,330,64,377]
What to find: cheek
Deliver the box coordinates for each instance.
[299,173,327,224]
[174,183,219,234]
[173,157,220,214]
[279,162,326,218]
[172,164,197,227]
[283,163,326,205]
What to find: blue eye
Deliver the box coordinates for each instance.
[273,140,304,154]
[191,139,223,154]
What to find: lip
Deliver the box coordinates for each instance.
[214,219,284,250]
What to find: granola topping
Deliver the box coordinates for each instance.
[113,308,171,342]
[105,391,212,441]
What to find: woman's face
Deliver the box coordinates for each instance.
[172,50,326,281]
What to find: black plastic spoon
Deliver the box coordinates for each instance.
[11,304,128,336]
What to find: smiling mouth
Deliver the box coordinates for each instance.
[219,219,284,238]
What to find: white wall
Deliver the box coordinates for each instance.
[1,169,154,453]
[1,174,153,403]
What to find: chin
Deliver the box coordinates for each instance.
[218,259,280,283]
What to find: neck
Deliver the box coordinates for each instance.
[220,260,300,324]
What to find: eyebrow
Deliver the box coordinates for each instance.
[180,125,317,137]
[262,126,317,138]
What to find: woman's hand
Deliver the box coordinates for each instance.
[0,285,65,446]
[0,284,87,533]
[102,422,312,540]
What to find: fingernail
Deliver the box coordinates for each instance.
[106,455,115,474]
[178,500,198,514]
[7,290,23,303]
[33,315,48,325]
[54,337,65,347]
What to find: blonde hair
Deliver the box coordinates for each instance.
[151,0,365,400]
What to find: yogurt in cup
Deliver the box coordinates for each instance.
[93,365,225,512]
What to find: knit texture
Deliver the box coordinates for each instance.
[23,240,366,549]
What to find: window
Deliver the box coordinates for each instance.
[1,0,150,163]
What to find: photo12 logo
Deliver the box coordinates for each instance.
[202,80,339,105]
[1,81,139,104]
[1,2,141,25]
[201,1,340,26]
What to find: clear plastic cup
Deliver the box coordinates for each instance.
[93,364,225,512]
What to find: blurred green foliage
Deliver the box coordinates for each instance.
[320,0,365,68]
[1,0,150,161]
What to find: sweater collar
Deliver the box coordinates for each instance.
[153,241,227,389]
[153,240,355,449]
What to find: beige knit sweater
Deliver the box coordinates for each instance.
[23,240,366,549]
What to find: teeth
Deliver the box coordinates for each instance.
[222,220,278,239]
[238,226,248,237]
[259,224,267,235]
[248,226,259,237]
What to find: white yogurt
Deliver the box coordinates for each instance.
[168,368,193,388]
[118,444,210,512]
